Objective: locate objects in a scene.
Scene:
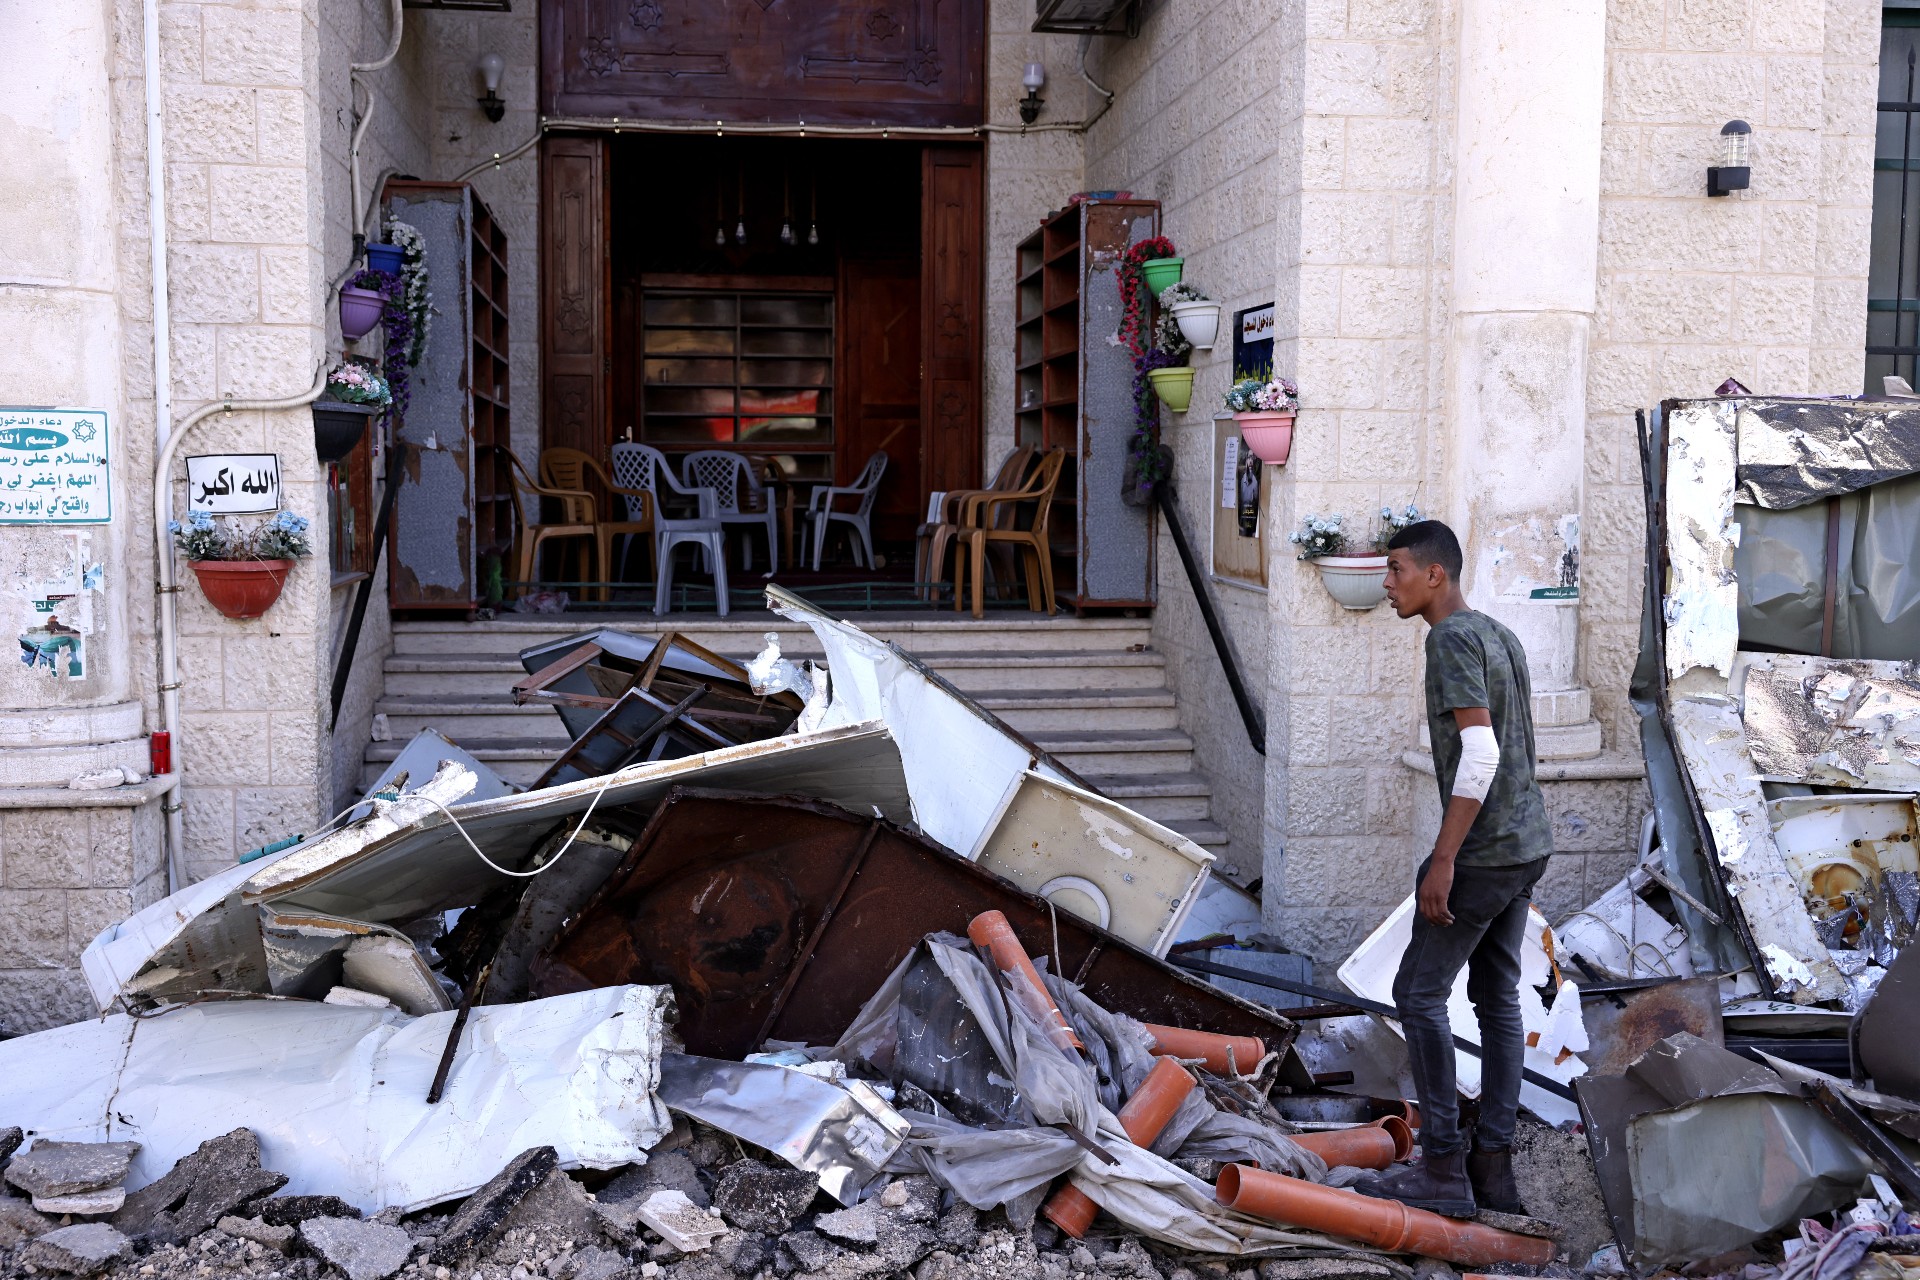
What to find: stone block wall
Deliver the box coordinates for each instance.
[1074,0,1290,882]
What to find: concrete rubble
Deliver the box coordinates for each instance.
[0,570,1916,1280]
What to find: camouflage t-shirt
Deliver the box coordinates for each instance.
[1424,610,1554,868]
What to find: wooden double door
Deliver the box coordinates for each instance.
[541,136,982,547]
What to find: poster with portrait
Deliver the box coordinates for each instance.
[1210,416,1266,589]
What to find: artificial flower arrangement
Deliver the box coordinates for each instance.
[1225,373,1300,415]
[170,509,313,562]
[1116,235,1179,358]
[324,359,392,407]
[1289,503,1422,610]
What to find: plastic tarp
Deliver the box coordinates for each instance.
[833,935,1346,1256]
[0,986,674,1214]
[1733,472,1920,661]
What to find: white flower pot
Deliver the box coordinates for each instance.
[1313,554,1390,610]
[1169,299,1223,350]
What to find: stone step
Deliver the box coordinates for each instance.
[379,648,1170,696]
[1030,728,1199,777]
[388,615,1154,658]
[374,684,1182,742]
[1163,818,1230,849]
[1085,771,1217,822]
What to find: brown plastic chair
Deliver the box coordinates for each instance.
[541,447,657,601]
[918,444,1035,602]
[953,447,1066,619]
[502,448,598,597]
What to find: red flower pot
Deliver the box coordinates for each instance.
[339,286,385,340]
[1235,410,1295,464]
[189,559,293,620]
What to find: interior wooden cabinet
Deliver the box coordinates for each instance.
[1013,199,1160,611]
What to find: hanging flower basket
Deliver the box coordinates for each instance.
[1235,410,1294,464]
[339,286,385,340]
[189,559,294,620]
[1146,366,1195,412]
[1140,257,1184,293]
[364,242,405,274]
[1170,299,1223,350]
[1313,554,1391,610]
[312,400,380,464]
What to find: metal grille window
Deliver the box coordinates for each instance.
[1868,11,1920,389]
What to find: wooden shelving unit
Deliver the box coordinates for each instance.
[384,181,511,612]
[1012,199,1160,611]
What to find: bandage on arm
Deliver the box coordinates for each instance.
[1451,723,1500,802]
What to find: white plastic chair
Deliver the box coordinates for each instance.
[807,451,889,572]
[653,520,730,618]
[611,442,717,571]
[681,450,779,573]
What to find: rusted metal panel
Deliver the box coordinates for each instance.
[1579,977,1723,1079]
[536,788,1295,1061]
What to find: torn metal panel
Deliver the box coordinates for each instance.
[1766,793,1918,967]
[1740,653,1920,790]
[1666,697,1848,1002]
[84,724,915,1013]
[1579,977,1722,1078]
[1662,400,1741,681]
[1730,398,1920,511]
[1336,895,1586,1127]
[352,728,517,824]
[535,788,1294,1063]
[515,630,799,742]
[973,771,1210,955]
[1626,1091,1873,1266]
[1556,873,1695,982]
[1856,940,1920,1103]
[656,1053,908,1206]
[0,986,674,1214]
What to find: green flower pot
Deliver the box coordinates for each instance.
[1140,257,1184,293]
[1147,366,1195,413]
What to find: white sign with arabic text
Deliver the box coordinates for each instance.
[187,454,282,515]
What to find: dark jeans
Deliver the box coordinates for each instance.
[1391,855,1550,1157]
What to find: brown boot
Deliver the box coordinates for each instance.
[1355,1147,1476,1219]
[1466,1144,1526,1215]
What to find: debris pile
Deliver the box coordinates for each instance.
[5,496,1920,1280]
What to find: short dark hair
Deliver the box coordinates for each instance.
[1387,519,1464,581]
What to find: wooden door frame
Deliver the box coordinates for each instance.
[920,144,985,499]
[540,134,611,463]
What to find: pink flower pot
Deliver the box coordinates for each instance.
[1235,410,1295,464]
[339,286,385,340]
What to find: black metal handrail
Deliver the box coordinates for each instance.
[1154,480,1265,755]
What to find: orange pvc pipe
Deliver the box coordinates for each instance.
[1214,1166,1554,1268]
[1143,1023,1267,1075]
[1290,1116,1415,1170]
[967,910,1082,1053]
[1043,1057,1196,1239]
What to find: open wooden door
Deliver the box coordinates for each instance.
[541,135,611,461]
[920,146,984,497]
[839,257,921,543]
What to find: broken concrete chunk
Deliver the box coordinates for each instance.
[111,1127,287,1245]
[429,1146,558,1266]
[814,1199,884,1247]
[0,1125,22,1162]
[711,1159,819,1234]
[634,1188,728,1253]
[32,1186,126,1216]
[20,1222,134,1276]
[3,1140,140,1199]
[934,1206,979,1252]
[494,1167,595,1246]
[781,1228,847,1273]
[300,1215,415,1280]
[251,1194,364,1226]
[565,1243,630,1280]
[1257,1258,1413,1280]
[712,1231,771,1277]
[602,1149,710,1209]
[0,1197,58,1248]
[216,1214,296,1252]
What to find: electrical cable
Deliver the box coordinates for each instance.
[415,777,618,879]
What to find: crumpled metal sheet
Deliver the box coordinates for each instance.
[0,985,674,1214]
[1741,653,1920,789]
[656,1053,909,1206]
[1666,697,1847,1002]
[1664,401,1742,680]
[1730,398,1920,511]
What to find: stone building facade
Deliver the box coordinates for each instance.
[0,0,1885,1030]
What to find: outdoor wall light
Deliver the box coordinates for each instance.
[1707,119,1751,197]
[1019,62,1047,124]
[475,52,506,123]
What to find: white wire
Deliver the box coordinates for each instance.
[415,777,617,878]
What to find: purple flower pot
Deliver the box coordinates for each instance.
[339,286,385,340]
[364,242,405,274]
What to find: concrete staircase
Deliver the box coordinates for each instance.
[363,615,1229,853]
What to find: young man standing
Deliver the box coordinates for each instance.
[1359,520,1553,1220]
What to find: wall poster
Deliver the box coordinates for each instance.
[1210,415,1266,589]
[0,408,110,524]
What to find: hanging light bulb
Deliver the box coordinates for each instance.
[735,163,748,244]
[714,177,726,246]
[807,179,819,246]
[780,169,796,245]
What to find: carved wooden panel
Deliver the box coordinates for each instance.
[839,257,920,542]
[542,135,610,461]
[920,146,982,496]
[542,0,985,128]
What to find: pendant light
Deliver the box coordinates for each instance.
[779,168,796,246]
[734,162,747,245]
[807,179,819,246]
[713,175,726,246]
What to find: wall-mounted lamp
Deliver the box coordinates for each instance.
[1707,119,1751,197]
[475,53,506,123]
[1019,62,1046,124]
